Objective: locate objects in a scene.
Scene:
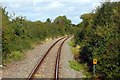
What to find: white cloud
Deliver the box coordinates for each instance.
[29,0,90,3]
[63,6,75,13]
[8,2,21,8]
[1,0,120,3]
[34,1,64,12]
[1,0,120,24]
[91,2,101,9]
[0,0,91,3]
[0,0,33,2]
[48,1,64,9]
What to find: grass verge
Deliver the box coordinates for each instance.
[3,51,25,64]
[68,60,92,78]
[68,60,83,71]
[68,40,75,47]
[68,39,92,78]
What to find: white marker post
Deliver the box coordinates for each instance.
[93,59,97,76]
[93,64,96,76]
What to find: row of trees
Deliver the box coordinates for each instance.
[1,7,78,63]
[74,2,120,78]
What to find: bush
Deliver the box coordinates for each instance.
[1,7,77,63]
[74,2,120,78]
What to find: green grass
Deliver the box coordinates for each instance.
[68,40,80,55]
[68,40,75,47]
[71,47,80,55]
[68,60,83,71]
[68,60,92,78]
[68,40,92,78]
[11,51,24,61]
[3,51,24,63]
[83,71,92,78]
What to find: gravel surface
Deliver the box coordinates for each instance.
[0,68,2,79]
[59,37,84,78]
[2,36,84,78]
[2,37,63,78]
[34,38,66,78]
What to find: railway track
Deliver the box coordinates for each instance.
[27,36,69,80]
[54,37,69,80]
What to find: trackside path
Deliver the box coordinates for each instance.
[2,37,84,78]
[59,37,84,78]
[2,37,63,78]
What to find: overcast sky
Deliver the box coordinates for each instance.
[1,0,119,24]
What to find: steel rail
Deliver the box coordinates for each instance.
[54,37,69,80]
[27,37,66,80]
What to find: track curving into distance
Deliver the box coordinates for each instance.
[27,36,69,80]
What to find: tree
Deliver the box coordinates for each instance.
[46,18,51,23]
[54,15,71,27]
[74,2,120,78]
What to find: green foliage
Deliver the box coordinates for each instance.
[46,18,52,23]
[74,2,120,78]
[54,15,71,27]
[68,60,83,71]
[68,40,75,47]
[71,47,80,55]
[1,7,77,63]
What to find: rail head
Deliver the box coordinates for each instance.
[27,36,67,80]
[54,37,69,80]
